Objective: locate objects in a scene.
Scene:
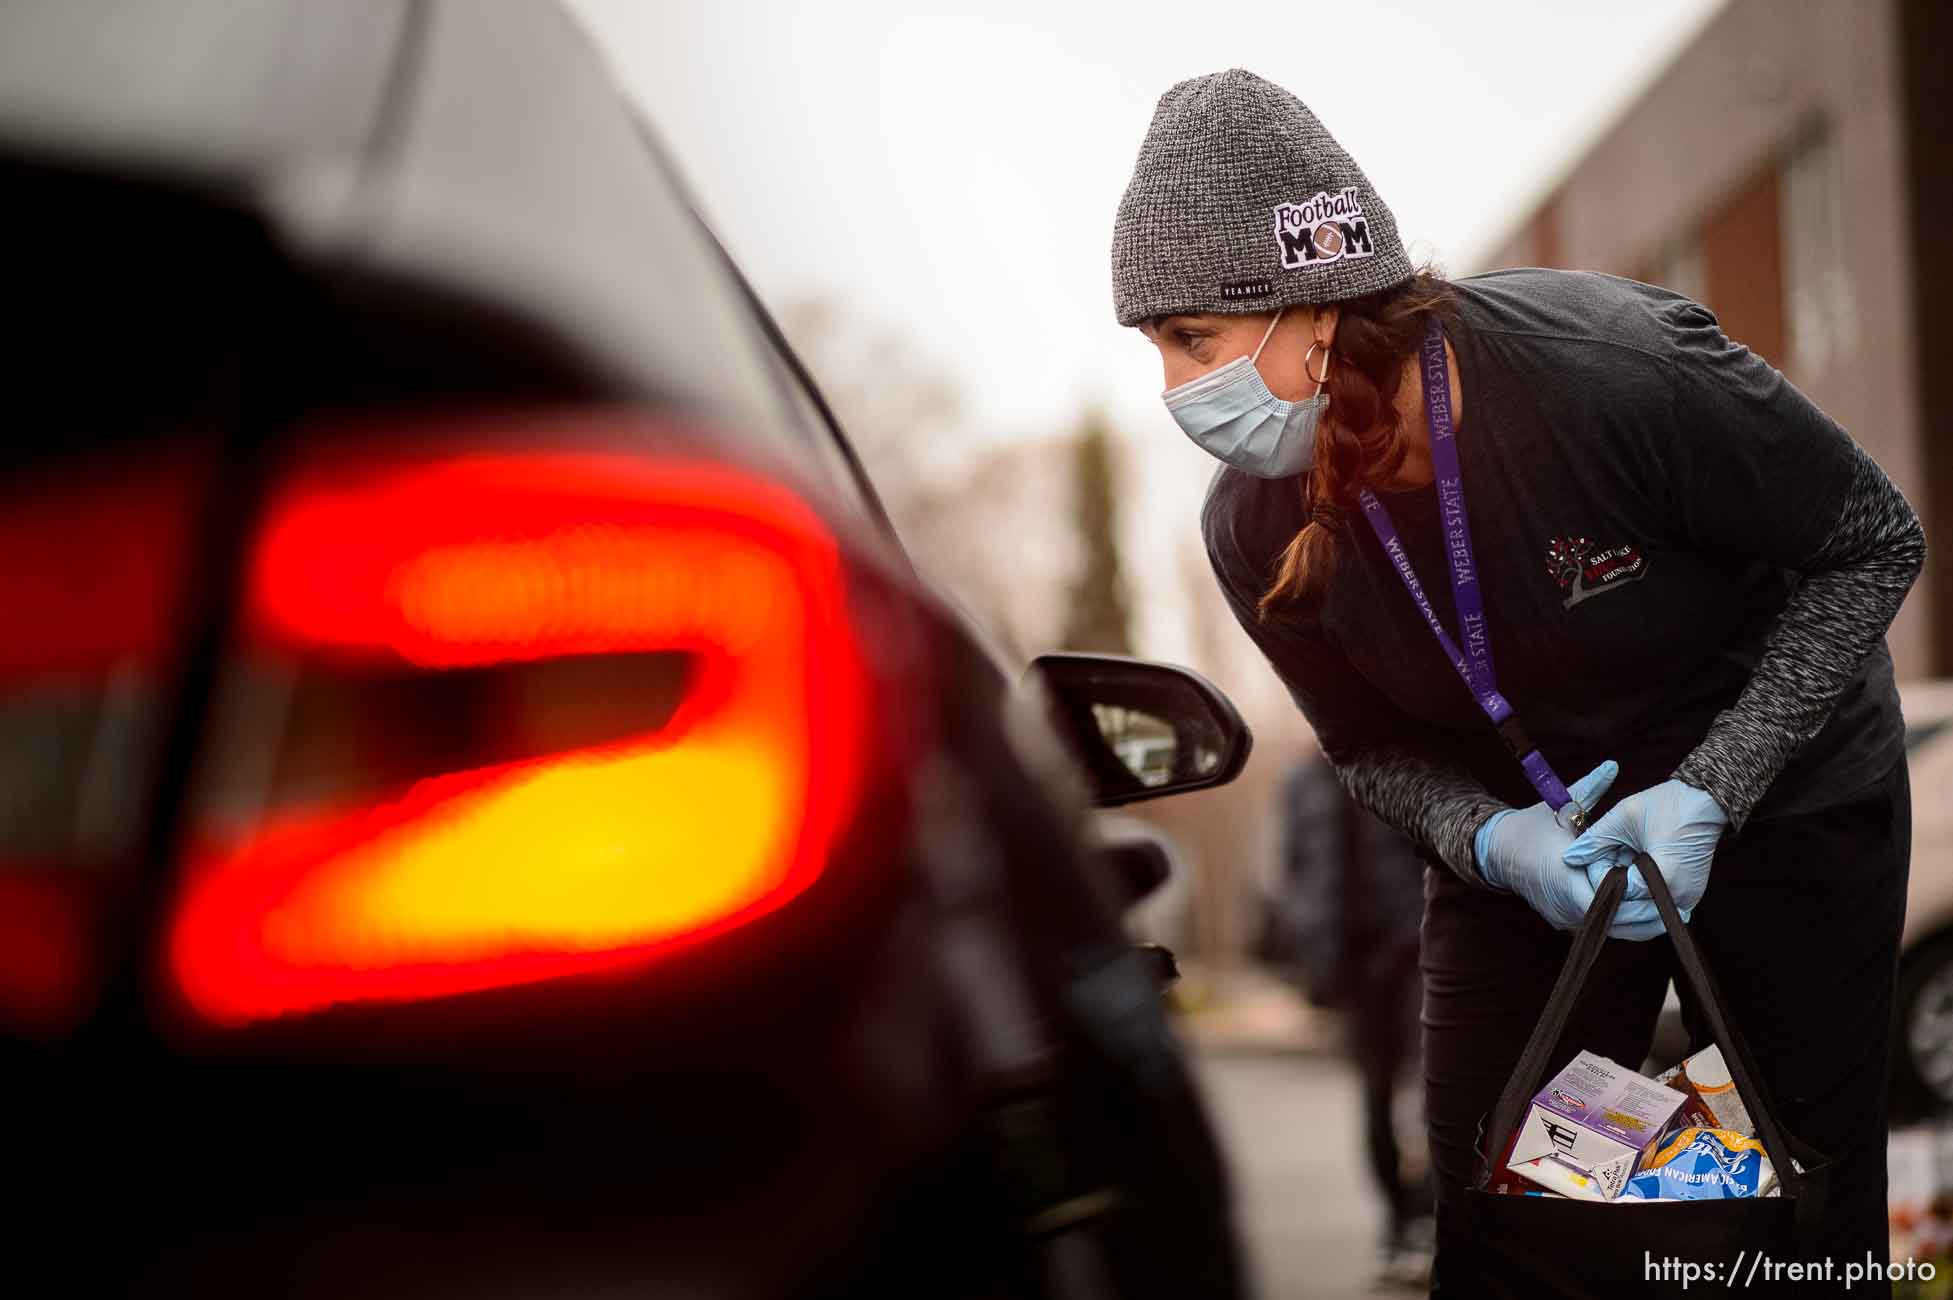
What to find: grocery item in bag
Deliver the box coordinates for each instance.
[1655,1045,1754,1138]
[1506,1155,1609,1201]
[1506,1050,1690,1200]
[1619,1127,1777,1201]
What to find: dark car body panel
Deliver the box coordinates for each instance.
[0,4,1241,1296]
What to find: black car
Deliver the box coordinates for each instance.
[0,3,1252,1296]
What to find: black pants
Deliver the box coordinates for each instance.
[1349,939,1431,1242]
[1421,758,1911,1297]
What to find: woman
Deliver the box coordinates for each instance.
[1110,69,1924,1293]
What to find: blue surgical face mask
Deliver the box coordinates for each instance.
[1162,307,1329,479]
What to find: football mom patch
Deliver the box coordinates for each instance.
[1272,189,1376,271]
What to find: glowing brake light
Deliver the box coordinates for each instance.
[169,440,869,1027]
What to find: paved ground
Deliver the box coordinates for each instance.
[1193,1048,1405,1300]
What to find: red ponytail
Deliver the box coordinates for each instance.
[1257,270,1458,617]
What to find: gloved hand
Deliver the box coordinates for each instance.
[1473,760,1658,932]
[1562,779,1729,941]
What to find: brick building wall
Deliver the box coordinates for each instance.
[1472,0,1945,678]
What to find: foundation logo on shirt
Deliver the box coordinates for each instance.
[1546,535,1650,610]
[1273,189,1376,271]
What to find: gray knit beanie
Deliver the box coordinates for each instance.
[1111,69,1414,327]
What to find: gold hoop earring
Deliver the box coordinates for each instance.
[1304,340,1333,387]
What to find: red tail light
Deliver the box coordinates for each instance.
[169,433,870,1027]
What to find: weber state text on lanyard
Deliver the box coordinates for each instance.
[1356,317,1587,832]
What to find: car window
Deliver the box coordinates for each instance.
[651,147,900,541]
[614,127,894,534]
[373,1,825,463]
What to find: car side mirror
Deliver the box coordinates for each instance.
[1023,652,1252,806]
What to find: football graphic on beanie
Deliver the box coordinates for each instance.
[1272,189,1376,271]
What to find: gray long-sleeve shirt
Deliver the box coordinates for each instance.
[1204,268,1925,886]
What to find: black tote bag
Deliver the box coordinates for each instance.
[1456,853,1833,1298]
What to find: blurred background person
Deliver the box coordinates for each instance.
[1259,755,1432,1289]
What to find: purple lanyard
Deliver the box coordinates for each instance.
[1356,319,1583,826]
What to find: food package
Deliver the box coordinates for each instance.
[1505,1050,1690,1201]
[1655,1071,1719,1131]
[1654,1045,1753,1138]
[1618,1127,1777,1201]
[1506,1156,1610,1200]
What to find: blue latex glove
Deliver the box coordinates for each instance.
[1473,760,1658,932]
[1562,779,1730,941]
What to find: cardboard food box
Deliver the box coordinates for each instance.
[1506,1050,1690,1201]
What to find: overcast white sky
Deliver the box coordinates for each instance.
[568,0,1725,445]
